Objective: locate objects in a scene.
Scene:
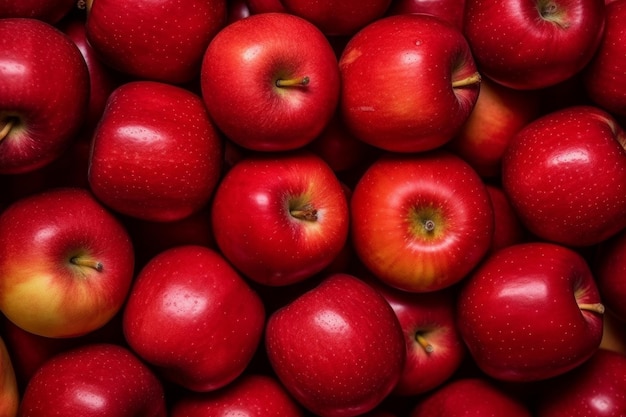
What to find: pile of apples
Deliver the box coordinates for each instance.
[2,0,626,415]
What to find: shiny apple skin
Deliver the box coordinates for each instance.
[457,242,605,382]
[502,105,626,247]
[350,151,493,292]
[339,13,480,153]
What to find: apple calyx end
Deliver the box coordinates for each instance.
[275,76,310,88]
[452,72,482,89]
[423,219,436,233]
[415,332,434,354]
[70,256,104,272]
[578,302,605,315]
[538,0,570,29]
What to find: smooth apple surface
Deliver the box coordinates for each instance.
[585,0,626,117]
[280,0,392,36]
[265,273,406,417]
[85,0,226,84]
[501,105,626,247]
[0,336,18,417]
[410,377,533,417]
[122,245,265,392]
[350,151,493,292]
[170,374,304,417]
[0,18,90,174]
[0,188,135,338]
[211,151,349,286]
[464,0,606,90]
[457,242,605,382]
[18,343,167,417]
[535,348,626,417]
[339,13,480,153]
[201,12,340,151]
[88,80,223,222]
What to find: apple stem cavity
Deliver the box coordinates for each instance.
[451,72,482,88]
[70,256,104,272]
[290,204,318,222]
[0,116,17,142]
[415,332,434,354]
[275,76,310,88]
[578,302,605,315]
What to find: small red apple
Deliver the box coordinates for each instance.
[211,151,349,286]
[18,343,167,417]
[122,245,266,392]
[501,105,626,247]
[88,80,223,223]
[265,273,406,417]
[350,151,494,292]
[0,18,90,175]
[464,0,606,90]
[0,188,134,338]
[339,13,480,153]
[457,242,605,382]
[594,227,626,322]
[85,0,227,84]
[201,12,340,152]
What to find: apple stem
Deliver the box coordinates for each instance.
[578,302,605,315]
[276,76,310,88]
[415,333,434,354]
[290,206,318,221]
[452,72,482,88]
[0,117,16,142]
[70,256,104,272]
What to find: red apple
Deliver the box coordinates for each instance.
[457,242,605,382]
[18,343,167,417]
[88,80,223,223]
[594,227,626,322]
[338,13,480,153]
[350,151,494,292]
[386,0,466,30]
[485,184,527,254]
[170,374,304,416]
[464,0,606,90]
[584,0,626,117]
[1,313,125,390]
[0,18,90,174]
[210,151,349,286]
[122,245,266,392]
[85,0,226,84]
[501,105,626,247]
[370,280,466,396]
[0,0,76,23]
[410,377,533,417]
[0,188,134,338]
[265,273,406,417]
[446,77,542,178]
[0,336,18,417]
[279,0,392,36]
[535,348,626,416]
[60,15,121,134]
[200,12,340,152]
